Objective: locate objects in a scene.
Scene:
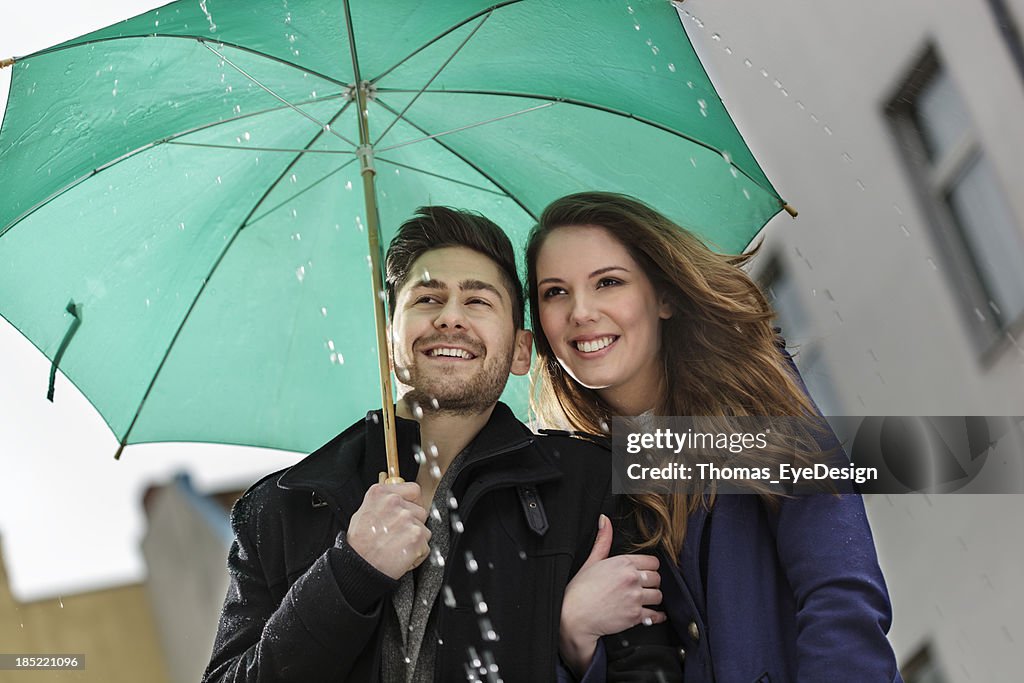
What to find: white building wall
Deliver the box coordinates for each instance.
[682,2,1024,680]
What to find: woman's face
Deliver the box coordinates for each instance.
[535,225,672,415]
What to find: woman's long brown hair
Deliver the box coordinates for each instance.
[526,192,822,558]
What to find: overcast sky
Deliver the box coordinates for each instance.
[0,0,305,602]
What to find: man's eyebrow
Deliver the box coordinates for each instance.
[459,279,504,301]
[413,278,448,291]
[537,266,630,287]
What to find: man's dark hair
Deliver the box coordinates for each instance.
[386,206,525,329]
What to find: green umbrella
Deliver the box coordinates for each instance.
[0,0,791,470]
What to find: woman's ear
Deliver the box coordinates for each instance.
[658,293,674,320]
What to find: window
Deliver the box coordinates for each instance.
[901,644,949,683]
[761,257,842,415]
[886,47,1024,360]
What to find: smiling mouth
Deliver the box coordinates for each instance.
[573,336,618,353]
[425,347,477,360]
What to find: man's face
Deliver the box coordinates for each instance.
[391,246,532,415]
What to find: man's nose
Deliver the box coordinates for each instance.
[434,299,467,330]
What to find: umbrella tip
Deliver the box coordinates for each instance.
[782,202,798,218]
[114,442,126,460]
[0,57,15,69]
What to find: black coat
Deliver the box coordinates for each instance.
[202,403,612,682]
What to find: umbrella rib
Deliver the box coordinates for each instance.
[110,97,353,457]
[375,88,783,201]
[372,12,492,148]
[201,40,359,149]
[244,158,358,229]
[25,34,353,90]
[375,102,556,153]
[239,101,357,230]
[374,157,507,196]
[372,97,537,221]
[165,141,354,155]
[370,0,524,84]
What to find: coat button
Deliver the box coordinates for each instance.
[688,621,700,641]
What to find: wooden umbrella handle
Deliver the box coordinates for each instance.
[0,57,16,69]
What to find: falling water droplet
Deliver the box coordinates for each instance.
[451,513,464,534]
[345,180,353,190]
[668,63,676,72]
[711,33,721,41]
[465,551,479,573]
[290,173,297,183]
[320,307,328,317]
[473,591,488,614]
[743,58,752,68]
[430,464,442,479]
[448,495,458,509]
[296,266,306,282]
[444,586,457,608]
[413,402,424,419]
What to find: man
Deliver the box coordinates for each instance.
[202,207,613,682]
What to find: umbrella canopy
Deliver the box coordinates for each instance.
[0,0,789,457]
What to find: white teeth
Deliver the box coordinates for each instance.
[430,347,473,359]
[575,336,615,353]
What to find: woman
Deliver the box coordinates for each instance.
[529,192,902,682]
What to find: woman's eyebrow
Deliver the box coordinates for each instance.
[538,266,630,286]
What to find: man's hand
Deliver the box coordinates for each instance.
[347,482,431,580]
[559,515,666,674]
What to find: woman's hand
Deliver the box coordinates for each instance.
[560,515,666,676]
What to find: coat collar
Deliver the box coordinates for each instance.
[276,402,559,517]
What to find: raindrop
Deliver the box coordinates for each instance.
[686,80,694,89]
[145,298,151,308]
[226,85,233,93]
[668,63,676,72]
[448,495,458,509]
[468,647,482,669]
[780,88,788,97]
[431,505,442,522]
[473,591,488,614]
[414,446,427,465]
[329,352,342,364]
[290,173,297,183]
[320,307,328,317]
[285,12,292,24]
[711,33,721,41]
[242,131,251,141]
[178,222,185,231]
[626,5,634,14]
[824,125,833,136]
[430,398,439,409]
[599,420,610,433]
[233,105,241,114]
[292,232,302,240]
[760,69,769,78]
[311,90,317,98]
[327,340,335,351]
[443,586,457,608]
[289,34,297,43]
[730,167,738,178]
[989,300,1002,316]
[834,310,844,324]
[518,550,527,560]
[59,596,64,609]
[395,168,401,175]
[893,203,904,215]
[697,98,707,109]
[371,413,380,424]
[743,58,752,68]
[724,46,733,55]
[899,224,910,237]
[856,179,866,191]
[296,266,306,282]
[291,208,298,218]
[413,402,424,419]
[323,124,331,132]
[742,188,751,200]
[842,152,852,163]
[451,513,464,534]
[430,464,442,479]
[216,176,223,184]
[634,22,641,31]
[366,255,373,269]
[810,113,819,124]
[421,270,431,283]
[398,367,412,381]
[479,618,498,641]
[974,307,987,323]
[690,157,697,167]
[430,548,446,567]
[642,617,653,626]
[465,551,479,573]
[796,100,806,110]
[345,180,353,190]
[651,46,659,55]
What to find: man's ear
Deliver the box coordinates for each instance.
[510,329,534,377]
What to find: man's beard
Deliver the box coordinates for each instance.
[397,337,514,416]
